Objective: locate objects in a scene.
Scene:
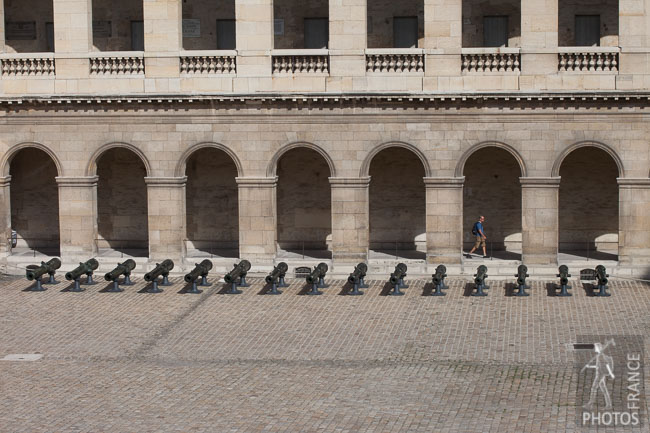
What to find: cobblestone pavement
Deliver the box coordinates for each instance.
[1,275,649,432]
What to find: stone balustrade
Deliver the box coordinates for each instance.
[461,48,521,73]
[89,53,145,76]
[180,51,237,74]
[558,48,619,72]
[365,49,425,73]
[0,55,55,76]
[271,50,330,74]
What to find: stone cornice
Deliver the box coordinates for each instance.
[144,176,187,187]
[617,178,650,188]
[423,177,465,188]
[55,176,99,187]
[329,177,371,187]
[236,177,278,188]
[519,177,561,187]
[0,175,11,187]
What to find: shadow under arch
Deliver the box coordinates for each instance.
[86,142,152,177]
[267,142,337,178]
[551,141,625,178]
[455,141,527,178]
[360,141,432,178]
[1,142,64,177]
[175,142,244,177]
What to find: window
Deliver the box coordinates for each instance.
[393,16,418,48]
[217,19,236,50]
[131,20,144,51]
[483,16,508,47]
[46,22,54,52]
[575,15,600,46]
[304,18,328,49]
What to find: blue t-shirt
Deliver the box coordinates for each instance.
[474,221,484,236]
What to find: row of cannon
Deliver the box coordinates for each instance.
[24,259,612,297]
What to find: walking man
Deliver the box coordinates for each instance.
[466,216,487,258]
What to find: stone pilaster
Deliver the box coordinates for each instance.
[520,0,558,78]
[0,0,5,53]
[236,177,277,264]
[618,179,650,265]
[329,177,370,264]
[520,177,560,265]
[329,0,366,79]
[617,0,650,79]
[143,0,182,78]
[424,177,464,265]
[52,0,93,79]
[235,0,273,80]
[56,176,98,258]
[423,0,462,81]
[0,176,11,254]
[145,177,186,262]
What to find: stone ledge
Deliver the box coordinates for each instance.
[235,176,278,187]
[423,177,465,188]
[55,176,99,187]
[329,177,371,187]
[144,176,187,187]
[617,178,650,188]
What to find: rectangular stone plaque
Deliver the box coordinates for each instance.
[183,19,201,38]
[93,21,112,38]
[6,22,36,40]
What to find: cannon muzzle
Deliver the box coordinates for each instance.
[432,265,447,285]
[144,259,175,282]
[306,262,328,284]
[474,265,488,285]
[65,258,99,281]
[389,263,407,285]
[516,264,529,286]
[265,262,289,285]
[557,265,571,285]
[26,258,62,281]
[347,263,368,285]
[224,260,252,284]
[104,259,136,282]
[184,259,213,283]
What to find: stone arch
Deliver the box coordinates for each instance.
[86,142,152,177]
[455,141,527,178]
[360,141,432,178]
[552,141,624,178]
[267,142,336,177]
[1,142,64,177]
[175,142,244,177]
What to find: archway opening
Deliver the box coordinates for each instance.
[276,147,332,259]
[369,147,426,260]
[559,147,618,260]
[96,147,148,256]
[9,147,60,256]
[463,147,522,259]
[185,147,239,258]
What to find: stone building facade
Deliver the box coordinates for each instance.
[1,0,650,275]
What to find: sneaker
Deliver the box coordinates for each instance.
[465,254,472,259]
[483,255,489,258]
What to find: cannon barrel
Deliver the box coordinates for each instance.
[389,263,408,285]
[144,259,174,282]
[595,265,608,285]
[557,265,571,285]
[432,265,447,285]
[265,262,289,284]
[224,260,252,284]
[306,262,328,284]
[26,258,61,281]
[65,258,99,281]
[347,263,368,285]
[104,259,136,282]
[516,264,529,286]
[474,265,488,285]
[184,259,213,283]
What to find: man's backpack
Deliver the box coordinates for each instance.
[471,222,479,236]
